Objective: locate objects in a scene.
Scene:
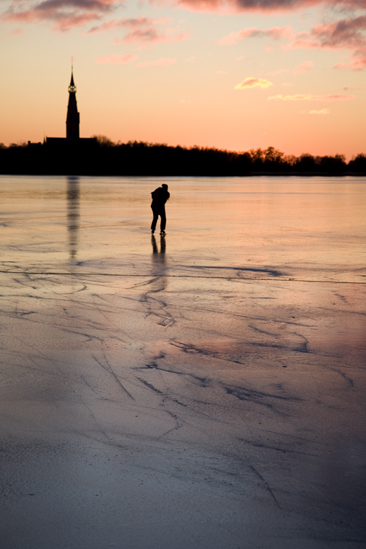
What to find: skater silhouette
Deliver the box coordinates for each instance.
[151,183,170,236]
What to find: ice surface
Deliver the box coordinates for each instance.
[0,175,365,548]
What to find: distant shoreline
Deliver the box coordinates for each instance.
[1,172,365,178]
[1,141,365,177]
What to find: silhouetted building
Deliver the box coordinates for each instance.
[44,66,96,148]
[66,70,79,141]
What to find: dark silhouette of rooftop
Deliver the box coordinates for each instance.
[43,65,96,148]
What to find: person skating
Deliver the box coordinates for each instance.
[151,183,170,236]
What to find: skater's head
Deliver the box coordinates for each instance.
[162,184,168,190]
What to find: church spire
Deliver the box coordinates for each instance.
[69,71,76,92]
[66,61,80,140]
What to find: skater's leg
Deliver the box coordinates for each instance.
[151,208,159,233]
[160,208,166,233]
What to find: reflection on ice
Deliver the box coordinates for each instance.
[0,175,365,548]
[151,234,166,258]
[67,176,80,260]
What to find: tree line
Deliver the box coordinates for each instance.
[1,139,365,176]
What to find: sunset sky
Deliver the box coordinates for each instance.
[1,0,365,158]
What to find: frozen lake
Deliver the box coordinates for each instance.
[1,175,365,548]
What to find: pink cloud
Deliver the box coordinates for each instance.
[89,15,190,43]
[284,15,366,69]
[216,14,366,71]
[123,28,189,43]
[293,60,313,74]
[89,16,171,33]
[96,54,138,64]
[334,55,366,69]
[268,93,355,101]
[5,10,101,30]
[308,16,366,49]
[171,0,366,14]
[218,25,293,45]
[324,94,356,100]
[3,0,122,31]
[137,58,177,68]
[235,77,273,89]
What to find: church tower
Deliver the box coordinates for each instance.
[66,67,80,140]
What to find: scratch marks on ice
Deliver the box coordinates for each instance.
[138,276,175,328]
[224,384,301,408]
[92,353,135,400]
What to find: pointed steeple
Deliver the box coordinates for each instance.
[69,71,76,92]
[66,61,80,140]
